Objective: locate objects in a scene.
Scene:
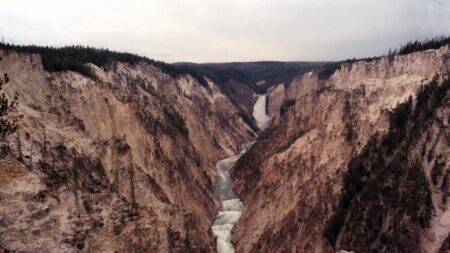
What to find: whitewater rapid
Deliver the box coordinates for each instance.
[211,94,271,253]
[211,143,253,253]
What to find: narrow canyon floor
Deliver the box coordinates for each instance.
[212,94,271,253]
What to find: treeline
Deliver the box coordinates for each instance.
[213,61,326,92]
[174,63,255,89]
[0,42,321,93]
[0,43,210,86]
[398,36,450,55]
[317,35,450,80]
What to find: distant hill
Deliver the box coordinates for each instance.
[174,61,327,93]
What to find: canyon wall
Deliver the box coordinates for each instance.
[232,46,450,252]
[268,46,450,115]
[0,50,256,252]
[332,77,450,253]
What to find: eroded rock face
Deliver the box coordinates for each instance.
[0,50,256,252]
[221,79,258,115]
[266,84,285,117]
[268,46,450,115]
[232,46,450,253]
[332,78,450,253]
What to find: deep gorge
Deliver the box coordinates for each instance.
[0,40,449,253]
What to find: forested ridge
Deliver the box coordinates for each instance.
[0,43,213,86]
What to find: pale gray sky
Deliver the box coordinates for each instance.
[0,0,449,63]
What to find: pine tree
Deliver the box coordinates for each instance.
[28,140,33,170]
[16,131,22,162]
[129,157,138,208]
[0,57,19,155]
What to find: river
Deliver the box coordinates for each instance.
[211,94,271,253]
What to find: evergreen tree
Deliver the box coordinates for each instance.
[0,57,19,155]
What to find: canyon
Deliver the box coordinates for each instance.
[212,94,270,253]
[0,48,256,252]
[0,41,449,253]
[232,45,450,253]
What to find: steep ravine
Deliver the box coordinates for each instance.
[232,45,450,253]
[329,76,450,253]
[0,49,256,252]
[212,95,271,253]
[2,44,449,253]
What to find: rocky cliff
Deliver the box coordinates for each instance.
[0,49,256,252]
[268,45,450,115]
[232,45,450,252]
[328,76,450,253]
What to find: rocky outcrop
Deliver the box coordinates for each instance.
[0,49,256,252]
[232,46,450,252]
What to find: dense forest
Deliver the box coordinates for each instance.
[173,63,257,91]
[193,61,326,92]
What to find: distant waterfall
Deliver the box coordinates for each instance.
[253,94,271,130]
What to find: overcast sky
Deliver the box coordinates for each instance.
[0,0,449,63]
